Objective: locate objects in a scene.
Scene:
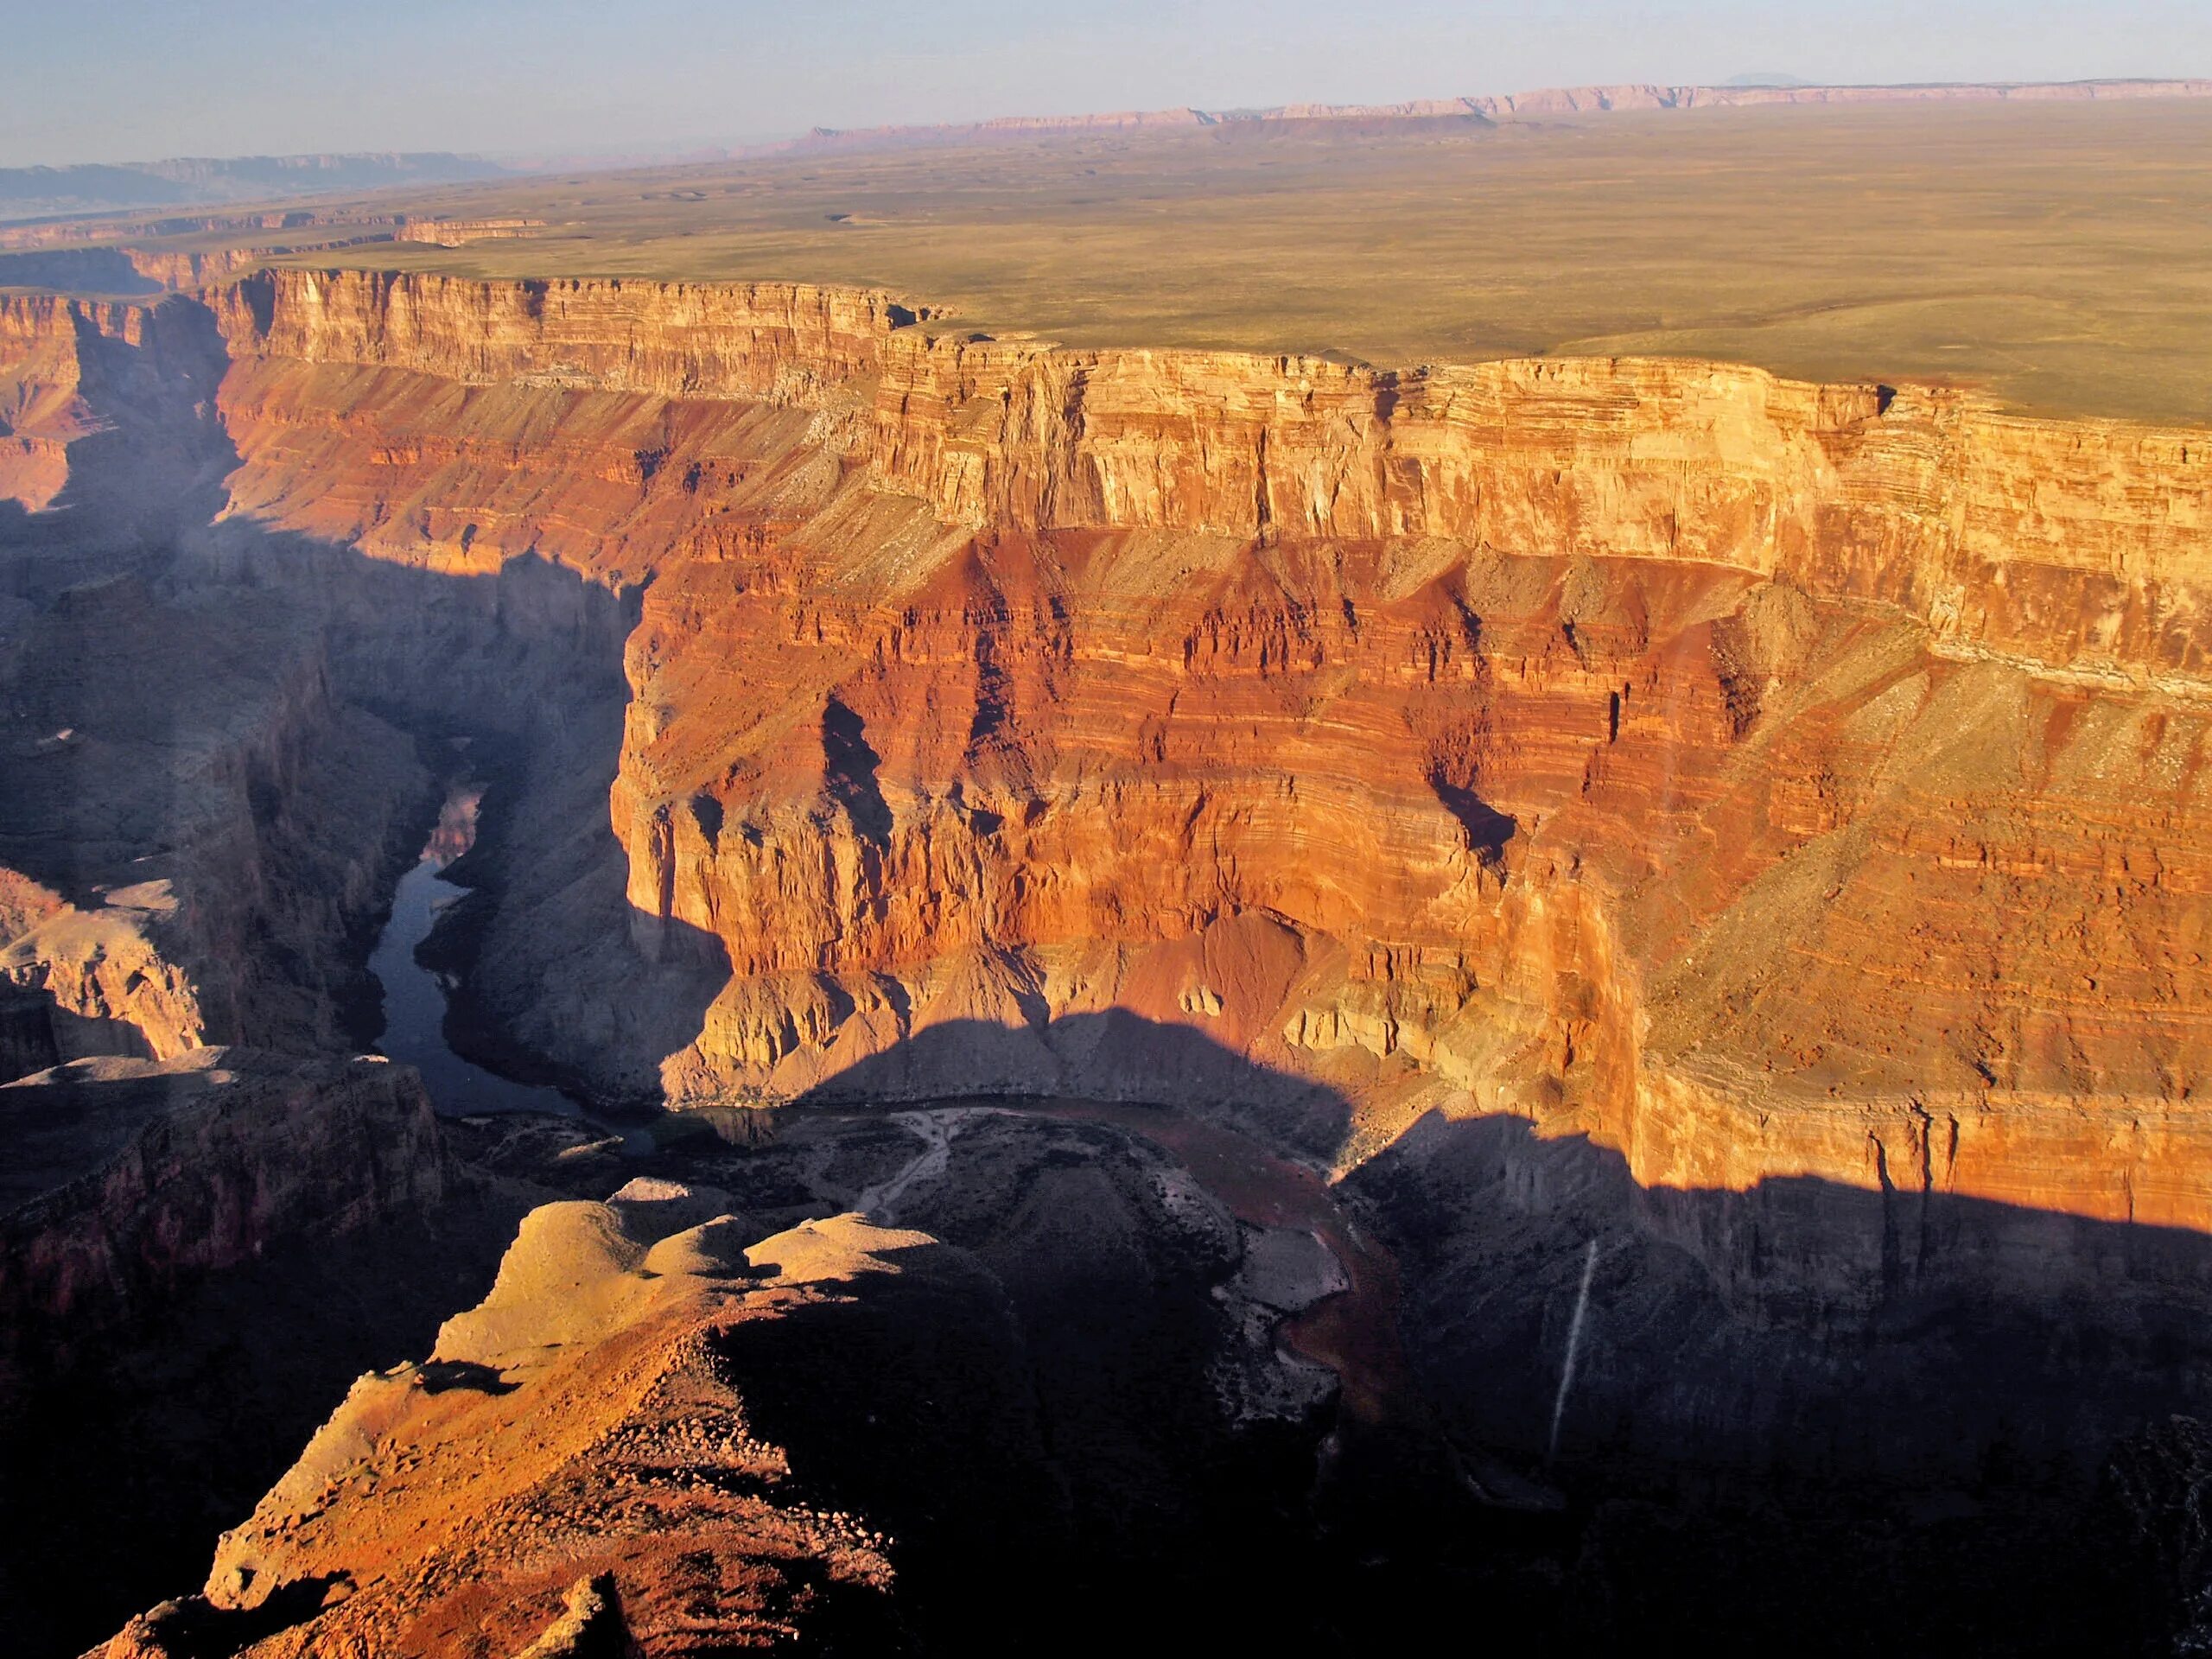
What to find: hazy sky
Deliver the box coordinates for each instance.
[3,0,2206,168]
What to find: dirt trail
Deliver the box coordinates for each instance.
[855,1108,991,1218]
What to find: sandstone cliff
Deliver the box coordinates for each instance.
[14,264,2212,1236]
[134,265,2209,1248]
[10,258,2212,1649]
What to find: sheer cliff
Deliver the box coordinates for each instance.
[30,265,2186,1238]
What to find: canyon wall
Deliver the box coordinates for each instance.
[1,287,446,1080]
[0,1048,448,1389]
[0,563,434,1076]
[207,269,918,404]
[151,267,2212,1248]
[10,264,2212,1300]
[868,334,2212,674]
[0,289,235,537]
[7,260,2212,1559]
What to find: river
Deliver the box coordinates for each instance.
[366,785,575,1117]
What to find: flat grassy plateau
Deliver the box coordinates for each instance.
[134,99,2212,424]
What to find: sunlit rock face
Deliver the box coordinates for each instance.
[104,1207,1014,1659]
[100,264,2199,1230]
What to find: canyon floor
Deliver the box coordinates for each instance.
[3,89,2212,1656]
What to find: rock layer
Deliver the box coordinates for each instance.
[99,266,2202,1243]
[10,264,2212,1276]
[12,258,2212,1650]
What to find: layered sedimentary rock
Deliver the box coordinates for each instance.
[12,262,2212,1246]
[3,294,121,511]
[207,270,917,405]
[137,266,2212,1248]
[12,257,2212,1648]
[0,289,234,531]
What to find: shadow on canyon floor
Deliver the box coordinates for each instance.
[1352,1103,2212,1478]
[785,1007,1357,1154]
[736,1016,2212,1653]
[5,292,718,1090]
[1335,1095,2212,1652]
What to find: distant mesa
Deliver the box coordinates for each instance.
[771,75,2212,158]
[10,77,2210,226]
[393,215,546,247]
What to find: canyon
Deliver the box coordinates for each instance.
[3,243,2211,1653]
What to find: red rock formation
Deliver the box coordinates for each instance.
[19,265,2212,1237]
[207,270,912,403]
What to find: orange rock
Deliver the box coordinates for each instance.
[92,1203,1021,1657]
[21,266,2212,1230]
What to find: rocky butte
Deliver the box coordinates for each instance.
[2,251,2210,1652]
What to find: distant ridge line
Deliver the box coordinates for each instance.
[0,152,507,226]
[772,77,2212,156]
[13,78,2212,214]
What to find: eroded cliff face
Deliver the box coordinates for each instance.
[869,334,2212,672]
[141,266,2212,1249]
[13,264,2212,1414]
[13,263,2212,1649]
[0,291,233,536]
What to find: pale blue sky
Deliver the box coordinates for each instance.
[3,0,2205,168]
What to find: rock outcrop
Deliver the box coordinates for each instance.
[92,1202,1039,1658]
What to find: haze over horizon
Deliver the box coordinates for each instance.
[3,0,2206,169]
